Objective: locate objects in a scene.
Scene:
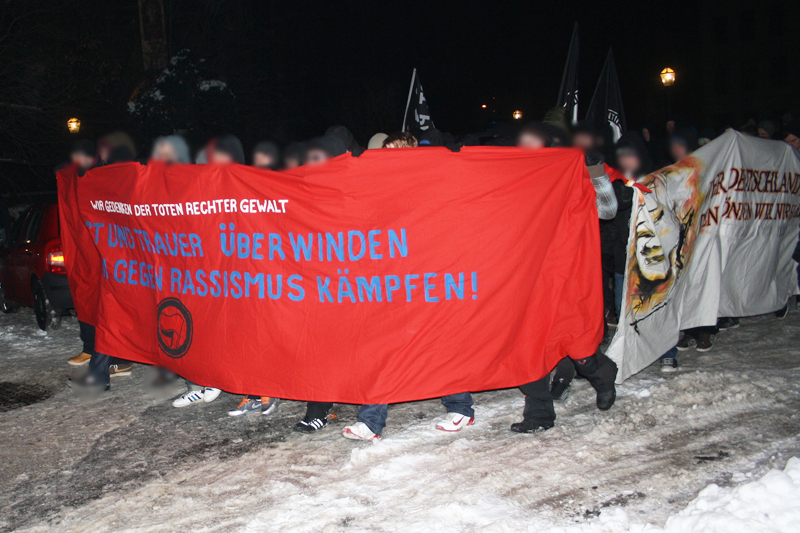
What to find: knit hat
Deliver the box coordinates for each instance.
[368,133,388,149]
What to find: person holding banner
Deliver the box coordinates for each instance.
[67,140,135,390]
[291,134,348,434]
[512,126,618,432]
[66,140,102,370]
[339,135,475,442]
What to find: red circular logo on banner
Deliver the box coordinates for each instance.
[157,298,193,358]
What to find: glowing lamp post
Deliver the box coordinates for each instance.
[512,110,523,120]
[660,68,675,86]
[67,118,81,134]
[660,68,675,114]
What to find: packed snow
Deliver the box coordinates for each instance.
[1,307,799,532]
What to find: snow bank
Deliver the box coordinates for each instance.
[658,457,800,533]
[555,458,800,533]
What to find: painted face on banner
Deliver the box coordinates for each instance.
[625,156,707,326]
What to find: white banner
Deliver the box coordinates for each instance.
[609,130,800,381]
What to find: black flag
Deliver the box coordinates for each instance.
[556,22,579,126]
[586,48,627,142]
[402,68,434,135]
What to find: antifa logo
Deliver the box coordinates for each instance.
[607,109,623,142]
[157,297,193,358]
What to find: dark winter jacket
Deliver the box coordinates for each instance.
[608,132,654,275]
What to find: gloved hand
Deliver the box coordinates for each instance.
[584,149,604,167]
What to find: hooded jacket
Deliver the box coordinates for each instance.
[253,141,281,170]
[209,134,245,165]
[151,135,192,164]
[325,125,364,156]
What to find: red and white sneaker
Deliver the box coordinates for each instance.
[435,412,475,432]
[342,422,381,442]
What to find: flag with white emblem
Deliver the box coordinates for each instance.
[586,48,626,142]
[402,68,434,136]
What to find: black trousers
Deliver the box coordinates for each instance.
[519,375,555,426]
[305,401,333,420]
[520,353,613,425]
[79,320,95,354]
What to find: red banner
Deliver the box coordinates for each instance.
[58,147,602,404]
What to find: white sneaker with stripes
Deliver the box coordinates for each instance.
[172,390,204,408]
[203,388,222,403]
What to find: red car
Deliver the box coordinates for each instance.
[0,202,73,330]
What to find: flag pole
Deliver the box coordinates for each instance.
[402,68,417,132]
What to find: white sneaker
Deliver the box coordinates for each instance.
[203,387,222,402]
[342,422,381,442]
[435,412,475,432]
[172,390,204,408]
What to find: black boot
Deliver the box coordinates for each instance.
[573,353,617,411]
[517,375,556,432]
[510,419,553,433]
[550,357,575,401]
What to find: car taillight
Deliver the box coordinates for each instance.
[48,246,66,274]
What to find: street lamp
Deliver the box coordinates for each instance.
[660,68,675,87]
[512,110,523,120]
[67,118,81,133]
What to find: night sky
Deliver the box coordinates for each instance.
[0,1,709,190]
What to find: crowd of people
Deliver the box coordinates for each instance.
[61,110,800,442]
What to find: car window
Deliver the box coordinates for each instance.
[6,210,29,248]
[22,209,44,244]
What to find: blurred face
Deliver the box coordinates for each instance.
[572,132,595,152]
[70,152,94,170]
[210,149,235,165]
[642,128,651,142]
[785,134,800,151]
[666,121,676,135]
[304,148,330,166]
[98,144,111,163]
[153,142,179,163]
[253,152,276,169]
[669,141,689,162]
[757,127,770,139]
[617,153,642,176]
[284,156,300,170]
[517,132,546,150]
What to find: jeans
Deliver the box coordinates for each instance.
[358,392,474,436]
[81,321,126,385]
[614,272,624,319]
[88,351,112,386]
[659,346,678,361]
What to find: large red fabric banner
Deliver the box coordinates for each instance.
[58,147,603,404]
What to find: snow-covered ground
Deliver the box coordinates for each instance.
[1,308,799,532]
